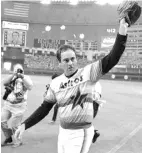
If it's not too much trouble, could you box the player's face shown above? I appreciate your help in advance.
[60,49,78,76]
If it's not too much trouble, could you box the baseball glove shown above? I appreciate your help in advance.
[117,1,141,27]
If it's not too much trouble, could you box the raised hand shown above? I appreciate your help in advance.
[119,18,129,36]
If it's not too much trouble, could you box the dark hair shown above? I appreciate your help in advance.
[52,73,59,79]
[56,44,76,62]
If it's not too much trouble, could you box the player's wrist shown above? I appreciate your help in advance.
[119,19,128,36]
[21,123,26,130]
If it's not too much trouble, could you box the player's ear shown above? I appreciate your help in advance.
[58,63,63,68]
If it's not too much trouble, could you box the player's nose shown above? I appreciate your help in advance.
[68,60,73,66]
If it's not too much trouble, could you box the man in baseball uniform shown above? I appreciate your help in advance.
[15,19,128,153]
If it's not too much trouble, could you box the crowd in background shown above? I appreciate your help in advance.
[23,53,142,70]
[24,54,91,70]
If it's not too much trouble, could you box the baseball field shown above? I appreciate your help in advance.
[1,75,142,153]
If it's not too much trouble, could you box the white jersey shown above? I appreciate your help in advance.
[44,61,102,129]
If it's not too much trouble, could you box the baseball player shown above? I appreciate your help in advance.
[15,19,128,153]
[1,64,33,147]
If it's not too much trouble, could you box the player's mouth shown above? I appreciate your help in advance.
[68,67,73,71]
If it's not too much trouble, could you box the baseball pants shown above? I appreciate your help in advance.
[58,125,94,153]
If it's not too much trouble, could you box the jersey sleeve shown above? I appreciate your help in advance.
[83,60,102,82]
[83,34,127,82]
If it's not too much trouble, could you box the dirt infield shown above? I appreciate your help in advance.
[1,75,142,153]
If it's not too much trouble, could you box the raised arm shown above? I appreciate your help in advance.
[101,19,128,74]
[89,19,128,82]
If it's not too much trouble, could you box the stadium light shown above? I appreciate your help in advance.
[45,25,51,31]
[95,0,107,5]
[79,33,85,39]
[107,0,124,5]
[95,0,124,5]
[80,0,95,2]
[124,75,128,80]
[40,0,51,4]
[73,34,76,38]
[70,0,79,5]
[60,25,66,30]
[111,74,115,79]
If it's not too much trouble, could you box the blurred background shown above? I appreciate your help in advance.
[1,0,142,81]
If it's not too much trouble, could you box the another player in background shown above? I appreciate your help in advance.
[1,64,33,147]
[15,19,128,153]
[91,81,106,143]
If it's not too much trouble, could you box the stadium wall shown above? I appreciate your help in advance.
[1,1,142,82]
[2,68,142,81]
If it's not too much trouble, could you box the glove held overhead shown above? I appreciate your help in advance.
[117,1,141,27]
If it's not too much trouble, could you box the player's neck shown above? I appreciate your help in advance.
[65,69,78,78]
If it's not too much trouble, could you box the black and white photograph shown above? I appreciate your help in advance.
[1,0,142,153]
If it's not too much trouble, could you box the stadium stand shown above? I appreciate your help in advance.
[1,1,142,80]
